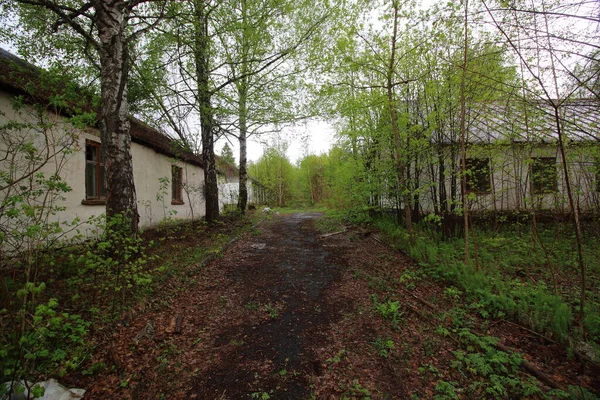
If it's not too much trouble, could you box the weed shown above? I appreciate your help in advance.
[250,391,271,399]
[82,362,107,376]
[341,382,372,399]
[444,287,463,301]
[434,381,459,399]
[373,216,598,343]
[373,337,394,358]
[418,362,439,376]
[372,295,403,329]
[326,349,347,365]
[245,301,260,311]
[264,303,279,318]
[448,328,542,398]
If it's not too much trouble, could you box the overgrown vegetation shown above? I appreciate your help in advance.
[372,215,600,348]
[317,206,600,397]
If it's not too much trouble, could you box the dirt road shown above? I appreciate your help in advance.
[186,212,349,398]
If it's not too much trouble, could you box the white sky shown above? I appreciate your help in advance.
[217,119,336,165]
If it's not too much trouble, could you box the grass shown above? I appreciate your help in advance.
[373,216,600,348]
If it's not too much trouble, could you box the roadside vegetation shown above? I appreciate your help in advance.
[0,209,259,397]
[313,210,600,398]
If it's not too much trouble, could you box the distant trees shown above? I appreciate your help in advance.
[219,143,236,166]
[249,141,296,207]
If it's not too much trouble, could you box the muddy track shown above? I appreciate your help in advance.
[188,213,348,399]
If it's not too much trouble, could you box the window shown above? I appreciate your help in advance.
[171,165,183,204]
[465,158,491,194]
[85,141,105,200]
[532,157,558,193]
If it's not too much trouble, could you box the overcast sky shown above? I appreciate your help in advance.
[217,118,336,166]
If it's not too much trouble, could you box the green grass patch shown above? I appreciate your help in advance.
[374,216,600,345]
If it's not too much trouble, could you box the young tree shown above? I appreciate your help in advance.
[219,142,236,166]
[1,1,167,233]
[216,0,333,214]
[482,0,598,332]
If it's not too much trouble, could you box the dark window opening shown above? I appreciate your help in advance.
[172,165,183,204]
[85,141,105,200]
[532,157,558,193]
[465,158,491,194]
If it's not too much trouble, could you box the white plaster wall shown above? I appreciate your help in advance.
[416,143,599,214]
[130,141,205,226]
[0,91,206,243]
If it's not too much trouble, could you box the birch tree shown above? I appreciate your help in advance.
[216,0,333,214]
[1,0,167,233]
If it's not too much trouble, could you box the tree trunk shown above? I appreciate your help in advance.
[237,0,249,214]
[238,82,249,214]
[387,0,412,236]
[459,0,470,266]
[96,2,139,232]
[194,0,219,222]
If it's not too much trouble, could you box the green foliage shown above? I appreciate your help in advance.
[372,295,403,329]
[250,391,271,400]
[69,213,155,317]
[248,143,297,207]
[340,382,372,399]
[372,337,394,358]
[0,105,89,388]
[219,143,236,166]
[326,349,347,365]
[264,303,279,319]
[447,329,542,399]
[1,298,88,383]
[373,216,592,343]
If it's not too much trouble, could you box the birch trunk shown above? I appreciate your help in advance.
[96,1,139,232]
[238,83,249,213]
[194,0,220,222]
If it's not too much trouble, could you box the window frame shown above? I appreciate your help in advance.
[171,165,184,205]
[531,157,558,194]
[465,158,491,195]
[83,140,106,204]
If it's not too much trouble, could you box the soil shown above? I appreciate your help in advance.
[69,212,600,399]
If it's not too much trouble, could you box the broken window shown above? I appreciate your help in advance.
[465,158,491,194]
[532,157,558,193]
